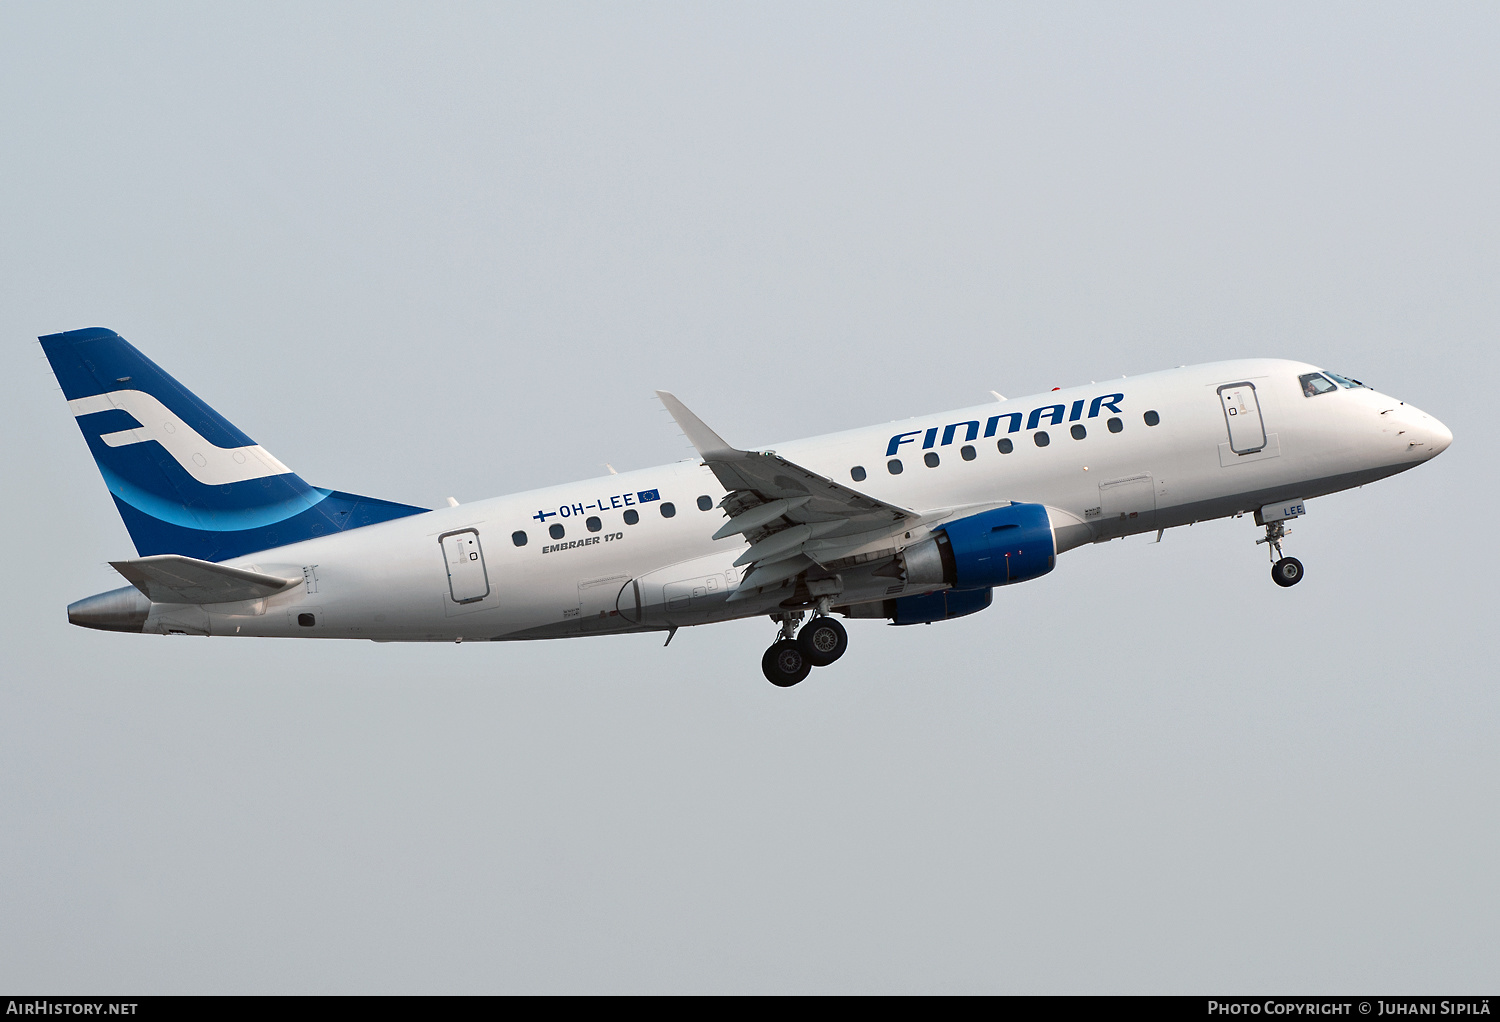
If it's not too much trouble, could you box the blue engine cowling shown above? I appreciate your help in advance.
[939,502,1056,588]
[841,504,1057,625]
[898,502,1056,596]
[891,587,993,625]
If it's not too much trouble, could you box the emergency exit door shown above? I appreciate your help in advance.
[1217,382,1267,455]
[439,529,490,604]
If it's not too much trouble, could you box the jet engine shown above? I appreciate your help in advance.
[902,502,1057,590]
[839,503,1058,625]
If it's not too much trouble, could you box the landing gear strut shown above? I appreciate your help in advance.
[1257,518,1304,588]
[799,615,848,667]
[762,639,811,687]
[760,604,851,686]
[762,611,810,687]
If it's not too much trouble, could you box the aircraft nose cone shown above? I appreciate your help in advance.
[1428,416,1453,456]
[1404,404,1453,458]
[1382,399,1451,461]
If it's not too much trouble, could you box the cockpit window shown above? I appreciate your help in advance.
[1324,372,1365,389]
[1300,373,1338,397]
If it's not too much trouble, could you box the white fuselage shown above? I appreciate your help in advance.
[141,359,1450,640]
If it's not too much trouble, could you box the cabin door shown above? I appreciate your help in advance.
[1218,383,1268,455]
[440,529,490,604]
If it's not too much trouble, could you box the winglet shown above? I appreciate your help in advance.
[656,391,738,461]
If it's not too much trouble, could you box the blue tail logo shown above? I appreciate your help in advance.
[41,327,427,562]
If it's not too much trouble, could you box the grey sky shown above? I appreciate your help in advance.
[2,2,1496,993]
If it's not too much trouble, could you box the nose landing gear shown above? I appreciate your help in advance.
[1257,517,1305,588]
[1271,556,1304,587]
[760,605,851,686]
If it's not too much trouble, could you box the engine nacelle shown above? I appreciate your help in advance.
[838,586,993,625]
[892,587,993,625]
[903,502,1057,590]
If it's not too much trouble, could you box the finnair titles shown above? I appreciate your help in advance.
[46,328,1451,686]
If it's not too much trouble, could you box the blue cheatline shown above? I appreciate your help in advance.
[41,327,428,562]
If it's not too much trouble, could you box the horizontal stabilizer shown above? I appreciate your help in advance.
[110,554,302,604]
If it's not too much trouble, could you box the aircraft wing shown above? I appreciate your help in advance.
[657,392,921,597]
[110,554,303,604]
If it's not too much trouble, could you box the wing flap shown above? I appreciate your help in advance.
[658,391,921,598]
[110,554,302,604]
[711,496,812,541]
[728,555,817,599]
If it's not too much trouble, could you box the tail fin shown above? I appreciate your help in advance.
[40,327,427,562]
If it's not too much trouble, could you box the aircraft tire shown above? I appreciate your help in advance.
[763,639,812,687]
[798,616,848,667]
[1271,557,1304,587]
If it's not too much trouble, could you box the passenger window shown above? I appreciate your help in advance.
[924,452,940,468]
[960,445,976,461]
[888,459,903,474]
[298,613,315,627]
[586,516,602,533]
[997,438,1013,454]
[623,509,639,525]
[1143,410,1160,426]
[660,502,676,518]
[1034,431,1050,447]
[696,495,713,511]
[1107,417,1123,433]
[850,465,866,482]
[511,530,528,547]
[1070,424,1086,440]
[1300,373,1338,397]
[549,524,564,540]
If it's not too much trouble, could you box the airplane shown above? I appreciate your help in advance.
[43,326,1452,687]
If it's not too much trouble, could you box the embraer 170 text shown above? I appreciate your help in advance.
[46,328,1451,686]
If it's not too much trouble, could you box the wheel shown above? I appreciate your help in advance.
[762,639,812,687]
[1271,556,1304,587]
[798,616,848,667]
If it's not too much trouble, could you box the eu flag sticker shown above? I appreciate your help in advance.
[636,489,661,503]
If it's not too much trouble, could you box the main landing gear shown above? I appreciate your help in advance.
[761,608,850,687]
[1257,518,1304,588]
